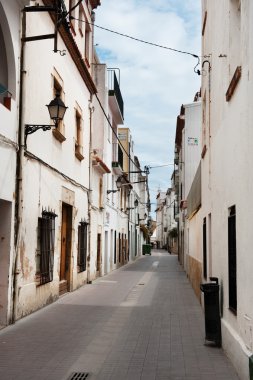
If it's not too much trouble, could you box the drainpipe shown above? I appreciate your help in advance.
[12,9,26,324]
[87,94,93,285]
[87,10,96,285]
[202,58,212,190]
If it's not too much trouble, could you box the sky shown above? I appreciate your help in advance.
[94,0,201,217]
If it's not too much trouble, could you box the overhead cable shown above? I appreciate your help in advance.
[94,93,144,173]
[71,16,200,70]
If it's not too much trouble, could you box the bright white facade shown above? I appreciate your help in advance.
[201,1,253,378]
[155,191,166,249]
[0,0,30,326]
[0,0,151,327]
[11,0,100,320]
[175,100,202,297]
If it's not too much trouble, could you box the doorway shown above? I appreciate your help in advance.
[104,231,108,274]
[96,233,101,276]
[0,200,11,325]
[60,203,72,295]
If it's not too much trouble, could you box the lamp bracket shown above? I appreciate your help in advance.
[107,190,118,194]
[25,124,54,136]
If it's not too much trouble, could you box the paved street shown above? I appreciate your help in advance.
[0,250,239,380]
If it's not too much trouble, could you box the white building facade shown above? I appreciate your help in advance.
[201,1,253,378]
[0,0,30,326]
[175,100,202,298]
[12,0,100,320]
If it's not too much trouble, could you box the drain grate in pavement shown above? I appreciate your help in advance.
[68,373,90,380]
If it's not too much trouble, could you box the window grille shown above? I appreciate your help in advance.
[118,232,121,262]
[228,205,237,313]
[78,220,88,272]
[38,210,57,285]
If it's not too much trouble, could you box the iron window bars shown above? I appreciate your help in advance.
[78,220,88,272]
[38,209,57,285]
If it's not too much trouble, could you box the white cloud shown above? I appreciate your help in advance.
[94,0,201,216]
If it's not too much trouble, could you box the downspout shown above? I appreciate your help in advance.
[12,9,26,324]
[87,10,96,284]
[87,94,93,284]
[128,142,130,261]
[202,59,212,190]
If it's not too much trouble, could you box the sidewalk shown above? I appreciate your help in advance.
[0,250,239,380]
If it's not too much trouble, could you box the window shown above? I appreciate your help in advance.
[69,0,76,34]
[78,4,85,36]
[228,205,237,313]
[37,210,57,285]
[77,220,88,272]
[203,217,207,279]
[0,24,11,110]
[84,20,91,65]
[99,178,103,208]
[75,108,84,160]
[52,74,66,142]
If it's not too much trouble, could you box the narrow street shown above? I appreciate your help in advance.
[0,250,239,380]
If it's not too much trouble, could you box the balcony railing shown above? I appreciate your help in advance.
[108,70,124,121]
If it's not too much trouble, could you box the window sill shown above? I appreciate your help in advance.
[201,144,207,158]
[75,148,84,161]
[79,27,83,37]
[84,57,90,68]
[226,66,241,101]
[229,307,237,316]
[70,23,76,36]
[52,128,66,143]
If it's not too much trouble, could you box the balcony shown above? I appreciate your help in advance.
[108,70,124,124]
[112,142,124,174]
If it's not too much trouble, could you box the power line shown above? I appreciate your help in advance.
[94,93,145,173]
[149,164,174,169]
[72,17,199,61]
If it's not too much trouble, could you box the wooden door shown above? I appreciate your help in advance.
[60,203,72,295]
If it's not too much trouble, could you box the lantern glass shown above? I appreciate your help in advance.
[47,93,67,124]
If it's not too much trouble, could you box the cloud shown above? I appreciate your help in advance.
[94,0,201,216]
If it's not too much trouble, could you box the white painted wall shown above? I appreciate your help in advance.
[0,0,30,325]
[14,1,94,319]
[201,1,253,378]
[183,102,201,198]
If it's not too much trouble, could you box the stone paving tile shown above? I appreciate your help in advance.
[0,250,240,380]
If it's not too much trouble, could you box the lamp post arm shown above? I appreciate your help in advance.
[25,124,54,136]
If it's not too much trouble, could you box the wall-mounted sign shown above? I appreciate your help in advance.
[188,137,198,145]
[118,132,127,141]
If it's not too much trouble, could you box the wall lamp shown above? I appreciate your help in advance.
[107,189,118,194]
[25,93,68,143]
[126,199,139,210]
[138,213,147,223]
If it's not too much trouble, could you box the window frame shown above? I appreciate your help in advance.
[52,73,66,143]
[75,105,84,161]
